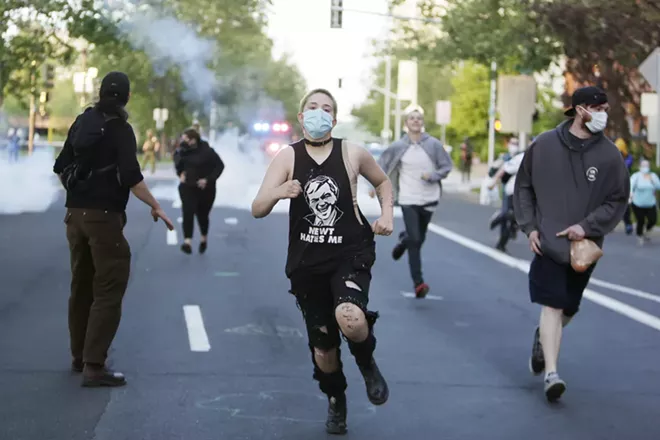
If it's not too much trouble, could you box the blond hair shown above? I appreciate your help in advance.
[299,88,338,116]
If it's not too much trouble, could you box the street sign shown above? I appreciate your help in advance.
[640,47,660,91]
[435,100,451,125]
[639,47,660,165]
[496,75,537,134]
[397,60,418,104]
[153,108,169,130]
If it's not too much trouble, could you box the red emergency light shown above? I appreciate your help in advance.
[273,123,290,133]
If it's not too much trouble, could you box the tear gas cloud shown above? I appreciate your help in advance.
[0,148,61,215]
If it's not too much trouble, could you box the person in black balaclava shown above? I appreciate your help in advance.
[173,127,225,254]
[54,71,174,387]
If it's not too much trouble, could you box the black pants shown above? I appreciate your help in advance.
[64,209,131,365]
[493,195,516,250]
[179,184,216,239]
[401,205,434,286]
[622,204,632,227]
[289,248,378,398]
[631,204,657,237]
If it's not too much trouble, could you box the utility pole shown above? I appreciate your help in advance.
[487,61,498,167]
[383,56,392,145]
[28,60,37,156]
[80,48,88,107]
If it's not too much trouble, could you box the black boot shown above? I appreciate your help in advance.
[358,357,389,405]
[325,394,347,435]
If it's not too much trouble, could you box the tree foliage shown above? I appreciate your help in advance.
[390,0,561,73]
[528,0,660,140]
[1,0,306,138]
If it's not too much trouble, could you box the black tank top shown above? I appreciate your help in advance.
[285,138,374,278]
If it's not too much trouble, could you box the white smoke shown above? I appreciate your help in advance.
[116,12,218,102]
[0,148,61,215]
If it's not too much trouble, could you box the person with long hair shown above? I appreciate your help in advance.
[173,128,225,254]
[53,71,174,387]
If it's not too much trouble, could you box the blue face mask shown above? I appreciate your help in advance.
[302,109,334,140]
[640,166,650,174]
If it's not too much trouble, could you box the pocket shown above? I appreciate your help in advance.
[539,217,570,265]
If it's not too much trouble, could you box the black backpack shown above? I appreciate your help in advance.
[61,108,118,192]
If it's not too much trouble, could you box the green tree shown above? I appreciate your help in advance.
[390,0,560,74]
[528,0,660,141]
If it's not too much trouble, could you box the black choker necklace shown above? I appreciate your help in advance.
[304,137,332,147]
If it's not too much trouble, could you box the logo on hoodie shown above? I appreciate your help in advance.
[586,167,599,182]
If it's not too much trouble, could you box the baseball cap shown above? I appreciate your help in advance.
[564,86,608,117]
[99,71,130,105]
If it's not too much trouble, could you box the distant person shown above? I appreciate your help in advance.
[488,140,524,252]
[173,128,225,255]
[513,86,629,402]
[53,71,174,387]
[251,88,392,435]
[6,128,20,163]
[615,137,634,234]
[459,137,473,182]
[629,159,660,246]
[372,109,453,298]
[140,129,160,174]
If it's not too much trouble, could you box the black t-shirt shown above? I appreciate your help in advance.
[53,117,144,212]
[285,138,374,278]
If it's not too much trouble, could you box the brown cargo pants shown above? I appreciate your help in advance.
[64,208,131,366]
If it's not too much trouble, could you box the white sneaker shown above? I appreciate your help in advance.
[544,372,566,402]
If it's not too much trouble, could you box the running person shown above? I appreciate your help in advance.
[251,89,393,435]
[371,109,453,297]
[174,128,225,254]
[513,86,629,401]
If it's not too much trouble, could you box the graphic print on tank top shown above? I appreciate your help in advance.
[303,175,344,227]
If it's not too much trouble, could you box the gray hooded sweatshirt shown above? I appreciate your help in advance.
[513,119,630,265]
[377,133,453,204]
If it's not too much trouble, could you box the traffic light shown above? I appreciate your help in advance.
[42,64,54,90]
[331,0,343,29]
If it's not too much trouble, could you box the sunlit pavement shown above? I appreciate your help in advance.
[1,169,659,440]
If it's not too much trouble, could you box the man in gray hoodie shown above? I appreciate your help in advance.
[371,109,453,297]
[513,86,630,402]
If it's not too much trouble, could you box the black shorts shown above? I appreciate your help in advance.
[289,249,375,350]
[528,254,595,317]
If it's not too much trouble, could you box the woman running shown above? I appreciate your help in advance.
[629,159,660,246]
[173,128,225,254]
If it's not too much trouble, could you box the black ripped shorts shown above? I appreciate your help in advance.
[289,246,376,350]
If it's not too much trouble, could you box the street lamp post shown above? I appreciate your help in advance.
[73,67,98,108]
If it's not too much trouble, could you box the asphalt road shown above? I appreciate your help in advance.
[1,173,659,440]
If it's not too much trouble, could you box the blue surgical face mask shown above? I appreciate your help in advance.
[640,166,650,174]
[302,109,334,140]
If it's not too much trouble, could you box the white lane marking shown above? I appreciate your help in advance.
[183,305,211,352]
[172,199,182,209]
[401,291,444,300]
[166,229,178,245]
[224,217,238,225]
[588,278,660,304]
[427,223,660,332]
[177,216,183,224]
